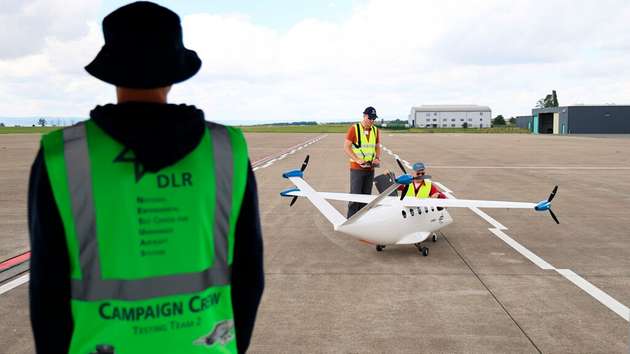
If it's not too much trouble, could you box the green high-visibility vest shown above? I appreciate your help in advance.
[405,180,432,199]
[350,123,378,162]
[41,120,248,354]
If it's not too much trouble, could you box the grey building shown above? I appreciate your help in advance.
[408,105,492,128]
[515,115,532,129]
[529,105,630,134]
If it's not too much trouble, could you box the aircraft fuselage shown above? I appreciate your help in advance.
[336,204,453,245]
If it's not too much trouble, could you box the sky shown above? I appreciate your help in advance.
[1,0,630,124]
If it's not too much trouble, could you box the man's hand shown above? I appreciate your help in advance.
[355,158,366,165]
[372,157,381,166]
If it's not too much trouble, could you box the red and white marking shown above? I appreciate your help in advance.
[252,135,326,171]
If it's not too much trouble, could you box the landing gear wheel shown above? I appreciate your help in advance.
[421,247,429,257]
[376,245,385,252]
[432,234,438,242]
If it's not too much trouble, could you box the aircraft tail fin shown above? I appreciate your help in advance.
[284,177,347,228]
[280,157,346,228]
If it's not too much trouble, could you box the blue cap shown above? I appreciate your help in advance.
[412,162,425,171]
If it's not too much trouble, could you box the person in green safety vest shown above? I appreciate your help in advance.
[27,2,264,354]
[344,106,382,217]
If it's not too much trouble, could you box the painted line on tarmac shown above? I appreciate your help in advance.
[489,229,555,270]
[0,251,30,272]
[0,273,29,295]
[252,135,327,171]
[381,144,630,323]
[556,269,630,321]
[470,208,508,230]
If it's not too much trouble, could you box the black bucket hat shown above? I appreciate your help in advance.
[85,1,201,88]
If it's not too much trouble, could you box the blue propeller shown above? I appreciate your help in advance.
[535,185,559,224]
[289,155,309,206]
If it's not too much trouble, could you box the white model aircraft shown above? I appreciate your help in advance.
[280,156,558,256]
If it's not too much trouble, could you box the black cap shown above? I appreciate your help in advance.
[85,1,202,88]
[363,106,378,119]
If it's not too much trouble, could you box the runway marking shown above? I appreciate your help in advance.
[381,144,630,323]
[252,135,326,171]
[431,181,453,194]
[556,269,630,322]
[0,251,30,272]
[489,228,554,270]
[0,273,29,295]
[471,208,508,230]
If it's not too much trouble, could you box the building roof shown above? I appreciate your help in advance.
[532,105,630,114]
[411,105,491,112]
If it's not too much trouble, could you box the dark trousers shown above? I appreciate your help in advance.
[347,169,374,218]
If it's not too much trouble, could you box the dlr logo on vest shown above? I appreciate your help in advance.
[157,172,193,188]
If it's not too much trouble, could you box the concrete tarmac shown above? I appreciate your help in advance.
[247,133,630,353]
[0,134,39,261]
[1,132,629,353]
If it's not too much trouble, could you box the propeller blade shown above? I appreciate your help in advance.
[549,209,560,224]
[400,185,408,201]
[289,196,298,207]
[548,185,558,202]
[396,159,407,174]
[412,175,432,180]
[300,155,310,172]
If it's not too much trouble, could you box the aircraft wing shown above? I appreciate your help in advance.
[282,190,377,204]
[397,198,537,209]
[282,190,537,209]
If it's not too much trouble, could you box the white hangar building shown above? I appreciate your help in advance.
[408,105,492,128]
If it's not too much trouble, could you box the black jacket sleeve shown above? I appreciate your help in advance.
[28,152,264,354]
[230,161,265,353]
[28,148,74,354]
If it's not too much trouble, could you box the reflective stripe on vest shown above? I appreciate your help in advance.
[405,180,432,199]
[61,122,232,301]
[351,124,377,162]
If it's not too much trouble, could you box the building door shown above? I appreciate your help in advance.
[539,113,554,134]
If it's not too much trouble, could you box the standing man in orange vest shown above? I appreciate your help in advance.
[343,107,381,217]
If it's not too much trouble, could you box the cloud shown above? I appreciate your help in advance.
[433,0,630,65]
[0,0,100,59]
[175,0,630,121]
[1,0,630,121]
